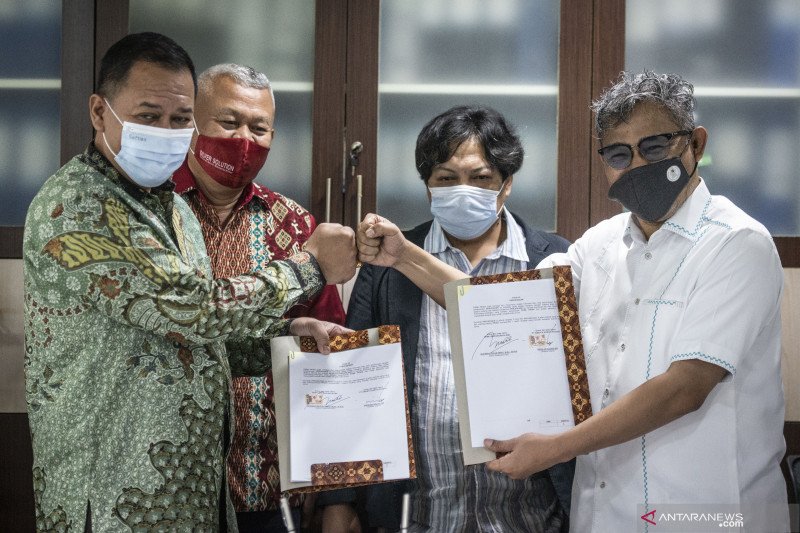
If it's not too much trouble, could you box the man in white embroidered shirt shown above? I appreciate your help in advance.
[355,71,789,532]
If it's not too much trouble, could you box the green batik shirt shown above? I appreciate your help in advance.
[23,143,324,532]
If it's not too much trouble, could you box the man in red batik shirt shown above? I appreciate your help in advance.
[173,63,347,533]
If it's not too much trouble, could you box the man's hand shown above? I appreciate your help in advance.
[358,212,467,306]
[304,223,357,284]
[484,434,565,480]
[289,317,352,355]
[485,358,728,481]
[357,213,407,268]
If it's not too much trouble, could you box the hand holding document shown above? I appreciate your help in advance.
[271,326,416,492]
[444,267,592,465]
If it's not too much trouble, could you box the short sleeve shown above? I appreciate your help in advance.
[668,229,783,375]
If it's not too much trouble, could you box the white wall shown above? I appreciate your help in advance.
[782,269,800,421]
[0,259,24,412]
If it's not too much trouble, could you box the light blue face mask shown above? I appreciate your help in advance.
[102,99,194,188]
[429,183,504,240]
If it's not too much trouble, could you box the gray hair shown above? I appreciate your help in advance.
[592,70,696,140]
[197,63,272,100]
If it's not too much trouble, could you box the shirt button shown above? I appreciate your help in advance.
[620,343,626,352]
[644,252,653,260]
[600,481,606,488]
[634,298,640,305]
[603,388,609,398]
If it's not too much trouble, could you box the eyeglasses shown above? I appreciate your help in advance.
[598,130,692,170]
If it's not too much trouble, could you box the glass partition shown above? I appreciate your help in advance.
[626,0,800,235]
[0,2,61,225]
[377,0,560,231]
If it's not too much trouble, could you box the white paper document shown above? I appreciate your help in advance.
[456,278,574,448]
[288,343,410,482]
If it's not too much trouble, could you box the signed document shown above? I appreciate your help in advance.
[444,267,592,465]
[271,326,415,492]
[288,343,410,482]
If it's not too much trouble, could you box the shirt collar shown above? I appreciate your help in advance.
[425,206,529,262]
[171,158,198,194]
[621,178,712,245]
[660,178,712,240]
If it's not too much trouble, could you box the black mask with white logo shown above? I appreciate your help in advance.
[607,156,697,223]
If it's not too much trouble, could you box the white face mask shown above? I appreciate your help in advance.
[101,99,194,188]
[429,184,504,240]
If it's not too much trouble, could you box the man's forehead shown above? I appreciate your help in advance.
[434,159,491,170]
[206,82,274,119]
[212,103,272,120]
[433,156,494,174]
[114,66,194,105]
[132,100,193,113]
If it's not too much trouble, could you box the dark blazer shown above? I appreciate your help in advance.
[320,214,575,528]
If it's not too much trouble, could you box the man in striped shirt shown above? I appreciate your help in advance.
[330,106,573,532]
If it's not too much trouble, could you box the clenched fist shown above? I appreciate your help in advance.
[357,213,467,307]
[304,223,357,284]
[357,213,408,267]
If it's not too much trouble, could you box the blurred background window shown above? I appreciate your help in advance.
[376,0,560,230]
[0,2,61,225]
[627,0,800,236]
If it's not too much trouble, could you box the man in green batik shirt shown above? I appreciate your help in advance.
[23,32,356,532]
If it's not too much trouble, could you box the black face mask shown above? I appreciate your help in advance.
[607,156,697,223]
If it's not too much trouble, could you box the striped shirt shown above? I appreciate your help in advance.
[410,208,565,532]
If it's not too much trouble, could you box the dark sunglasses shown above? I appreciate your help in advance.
[598,130,693,170]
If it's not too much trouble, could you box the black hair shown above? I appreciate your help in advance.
[96,32,197,98]
[415,105,524,182]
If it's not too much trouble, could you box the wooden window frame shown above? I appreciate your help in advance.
[1,0,797,268]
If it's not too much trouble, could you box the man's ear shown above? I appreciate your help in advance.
[89,94,107,132]
[691,126,708,162]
